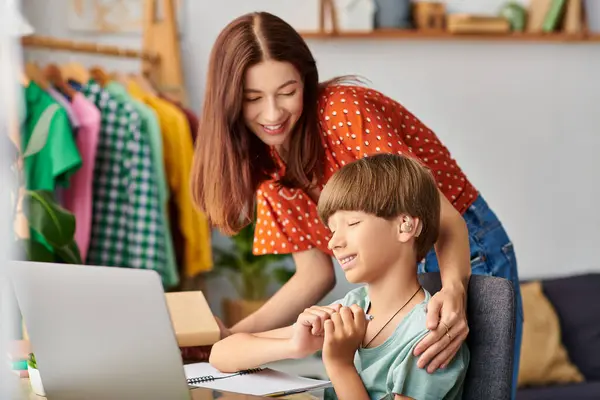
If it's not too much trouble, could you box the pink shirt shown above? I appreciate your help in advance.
[63,93,100,261]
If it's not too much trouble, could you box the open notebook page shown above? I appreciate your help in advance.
[184,362,331,396]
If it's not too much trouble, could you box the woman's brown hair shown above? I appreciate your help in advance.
[191,11,327,235]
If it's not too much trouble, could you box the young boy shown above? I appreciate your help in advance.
[210,153,470,400]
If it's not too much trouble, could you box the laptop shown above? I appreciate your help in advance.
[7,260,194,400]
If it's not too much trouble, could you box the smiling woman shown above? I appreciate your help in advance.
[242,65,304,152]
[191,11,522,398]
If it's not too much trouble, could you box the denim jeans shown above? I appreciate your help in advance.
[417,194,523,400]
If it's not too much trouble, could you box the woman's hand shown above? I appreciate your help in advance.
[291,304,341,358]
[214,316,232,339]
[413,286,469,373]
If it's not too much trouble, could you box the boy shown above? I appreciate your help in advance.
[210,154,469,399]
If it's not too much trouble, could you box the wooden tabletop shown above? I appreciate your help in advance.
[18,378,321,400]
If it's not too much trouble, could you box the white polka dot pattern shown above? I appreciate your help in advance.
[252,85,478,256]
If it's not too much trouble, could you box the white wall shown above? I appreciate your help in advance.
[22,0,600,314]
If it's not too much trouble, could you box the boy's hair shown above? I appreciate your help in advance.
[317,154,440,260]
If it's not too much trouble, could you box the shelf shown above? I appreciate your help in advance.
[299,29,600,43]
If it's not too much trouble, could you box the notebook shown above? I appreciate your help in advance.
[184,362,331,397]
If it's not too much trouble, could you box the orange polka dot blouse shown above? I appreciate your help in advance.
[253,85,478,256]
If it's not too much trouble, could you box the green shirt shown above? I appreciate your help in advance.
[104,81,178,288]
[22,82,81,191]
[331,287,469,400]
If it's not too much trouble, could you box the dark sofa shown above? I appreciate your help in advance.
[516,273,600,400]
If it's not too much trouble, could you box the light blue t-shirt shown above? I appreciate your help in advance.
[327,286,469,400]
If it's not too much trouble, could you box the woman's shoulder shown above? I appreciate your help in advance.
[318,82,390,107]
[317,82,401,125]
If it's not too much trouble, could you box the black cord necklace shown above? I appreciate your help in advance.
[362,286,422,349]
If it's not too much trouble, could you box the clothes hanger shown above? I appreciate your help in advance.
[24,61,50,90]
[89,65,110,87]
[44,63,77,101]
[109,71,131,87]
[61,61,90,85]
[128,72,158,96]
[20,69,30,87]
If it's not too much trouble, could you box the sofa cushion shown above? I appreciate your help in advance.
[517,381,600,400]
[518,281,584,387]
[542,273,600,381]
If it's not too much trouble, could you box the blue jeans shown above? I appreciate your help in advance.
[417,194,523,400]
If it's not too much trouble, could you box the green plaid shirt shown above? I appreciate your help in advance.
[82,82,168,283]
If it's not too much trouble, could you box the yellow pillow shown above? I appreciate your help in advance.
[518,281,584,387]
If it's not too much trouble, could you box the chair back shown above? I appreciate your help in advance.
[418,273,516,400]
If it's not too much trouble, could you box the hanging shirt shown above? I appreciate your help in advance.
[22,81,81,191]
[61,92,101,262]
[253,84,479,256]
[21,81,82,255]
[78,81,169,284]
[45,86,80,132]
[128,81,213,277]
[159,95,199,143]
[105,81,179,289]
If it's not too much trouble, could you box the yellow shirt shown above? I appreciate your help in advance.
[128,81,212,277]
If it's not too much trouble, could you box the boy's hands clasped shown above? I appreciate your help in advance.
[292,303,370,367]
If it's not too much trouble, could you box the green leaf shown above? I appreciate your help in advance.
[55,239,83,264]
[26,190,76,248]
[23,104,59,158]
[18,239,56,262]
[28,353,37,369]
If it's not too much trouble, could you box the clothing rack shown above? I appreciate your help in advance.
[20,0,187,105]
[21,35,160,63]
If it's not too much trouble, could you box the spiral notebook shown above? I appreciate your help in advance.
[183,362,331,397]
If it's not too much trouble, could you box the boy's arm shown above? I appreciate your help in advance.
[209,327,296,373]
[326,363,370,400]
[395,396,414,400]
[211,305,342,372]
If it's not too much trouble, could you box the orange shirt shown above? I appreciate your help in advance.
[253,85,478,256]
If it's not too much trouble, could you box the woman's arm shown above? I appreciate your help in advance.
[231,248,336,333]
[413,190,471,371]
[209,332,297,373]
[435,190,471,293]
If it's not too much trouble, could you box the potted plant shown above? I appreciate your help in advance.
[212,222,293,327]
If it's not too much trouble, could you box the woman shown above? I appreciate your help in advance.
[191,11,522,393]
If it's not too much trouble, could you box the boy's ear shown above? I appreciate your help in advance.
[398,215,421,243]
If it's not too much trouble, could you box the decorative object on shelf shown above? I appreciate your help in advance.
[335,0,376,32]
[563,0,583,34]
[211,222,293,327]
[585,0,600,33]
[319,0,339,33]
[27,353,46,397]
[374,0,413,29]
[303,0,598,41]
[527,0,553,33]
[499,1,527,32]
[413,1,446,31]
[542,0,567,32]
[446,14,511,34]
